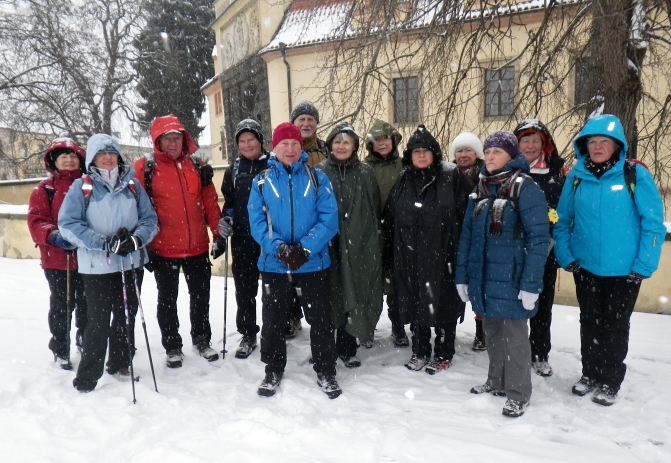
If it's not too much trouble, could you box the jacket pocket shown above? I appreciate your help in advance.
[182,170,201,195]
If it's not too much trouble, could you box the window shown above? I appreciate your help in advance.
[214,91,223,116]
[484,66,515,117]
[394,76,419,124]
[574,58,593,108]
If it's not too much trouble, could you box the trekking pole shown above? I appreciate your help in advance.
[130,254,158,392]
[119,257,137,404]
[66,252,72,366]
[221,238,229,359]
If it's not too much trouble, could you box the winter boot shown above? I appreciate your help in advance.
[425,356,451,375]
[73,377,96,393]
[54,354,73,371]
[317,374,342,399]
[235,336,258,359]
[532,356,553,377]
[571,376,597,396]
[502,399,528,417]
[257,371,282,397]
[391,324,409,348]
[166,348,184,368]
[194,339,219,362]
[404,353,429,371]
[339,355,361,368]
[114,366,139,382]
[362,340,374,349]
[285,321,297,339]
[470,383,506,397]
[591,384,618,406]
[472,318,486,351]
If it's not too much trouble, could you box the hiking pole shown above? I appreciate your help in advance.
[130,254,158,392]
[66,252,72,367]
[119,257,137,404]
[221,238,229,359]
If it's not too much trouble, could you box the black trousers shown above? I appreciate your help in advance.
[574,269,641,391]
[260,270,336,376]
[231,235,261,337]
[529,264,557,361]
[411,319,458,360]
[336,326,358,359]
[386,293,402,327]
[152,252,212,351]
[44,268,88,358]
[74,271,142,388]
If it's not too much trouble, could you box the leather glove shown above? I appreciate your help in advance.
[49,230,76,251]
[518,290,539,311]
[456,284,469,303]
[211,235,227,259]
[565,261,581,273]
[278,244,310,271]
[107,227,142,256]
[218,216,234,238]
[199,164,214,186]
[626,271,647,284]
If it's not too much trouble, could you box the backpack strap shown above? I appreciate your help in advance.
[232,157,241,189]
[80,175,140,211]
[303,164,319,195]
[317,139,329,158]
[43,178,56,205]
[143,152,156,208]
[624,159,645,198]
[508,173,528,239]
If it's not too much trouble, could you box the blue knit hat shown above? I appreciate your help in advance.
[483,131,519,159]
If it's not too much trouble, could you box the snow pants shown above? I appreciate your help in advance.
[529,263,557,362]
[44,269,88,358]
[260,270,337,377]
[73,271,141,390]
[151,252,212,351]
[411,320,458,360]
[231,235,261,337]
[574,269,640,392]
[483,318,532,403]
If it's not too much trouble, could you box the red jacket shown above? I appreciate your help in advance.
[134,115,221,258]
[27,138,86,271]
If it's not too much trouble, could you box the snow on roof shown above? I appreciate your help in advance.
[261,0,581,53]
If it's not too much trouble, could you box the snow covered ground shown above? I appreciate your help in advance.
[1,257,670,463]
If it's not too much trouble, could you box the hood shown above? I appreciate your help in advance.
[325,122,360,159]
[513,118,559,159]
[85,134,127,170]
[402,125,443,166]
[365,119,402,156]
[150,114,199,157]
[484,152,531,176]
[43,137,86,174]
[573,114,628,158]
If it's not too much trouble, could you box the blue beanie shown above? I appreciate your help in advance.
[483,131,518,159]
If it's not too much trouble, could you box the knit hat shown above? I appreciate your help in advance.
[290,99,320,124]
[450,132,484,160]
[271,122,303,149]
[235,118,263,145]
[483,131,518,159]
[402,125,443,166]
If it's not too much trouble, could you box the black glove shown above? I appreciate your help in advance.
[199,164,214,187]
[565,261,581,273]
[49,230,76,251]
[211,235,227,259]
[107,227,142,256]
[218,216,234,238]
[278,244,309,271]
[626,271,647,284]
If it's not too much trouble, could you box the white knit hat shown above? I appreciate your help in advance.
[450,132,484,160]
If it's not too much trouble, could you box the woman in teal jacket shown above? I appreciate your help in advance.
[553,114,666,406]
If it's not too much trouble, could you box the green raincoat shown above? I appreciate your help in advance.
[363,119,404,210]
[317,124,383,343]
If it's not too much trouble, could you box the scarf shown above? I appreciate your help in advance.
[584,154,619,179]
[529,153,549,174]
[91,166,119,188]
[473,169,522,236]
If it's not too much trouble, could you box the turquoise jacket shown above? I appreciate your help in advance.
[553,115,666,277]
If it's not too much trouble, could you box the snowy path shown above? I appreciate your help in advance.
[0,257,669,462]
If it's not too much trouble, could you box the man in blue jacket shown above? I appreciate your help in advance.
[247,122,341,399]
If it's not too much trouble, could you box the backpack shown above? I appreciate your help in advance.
[572,159,644,199]
[469,171,530,239]
[142,152,211,208]
[80,175,139,210]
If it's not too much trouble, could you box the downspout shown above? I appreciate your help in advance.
[279,42,292,116]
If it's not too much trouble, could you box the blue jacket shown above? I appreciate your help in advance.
[247,152,338,273]
[456,155,550,319]
[553,115,666,277]
[58,134,158,274]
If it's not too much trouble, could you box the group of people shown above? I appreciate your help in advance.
[28,98,666,417]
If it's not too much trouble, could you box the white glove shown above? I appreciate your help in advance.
[518,290,539,311]
[456,284,469,303]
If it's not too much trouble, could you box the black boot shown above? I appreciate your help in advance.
[472,318,486,351]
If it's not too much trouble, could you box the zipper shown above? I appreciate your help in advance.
[289,171,294,244]
[174,160,192,248]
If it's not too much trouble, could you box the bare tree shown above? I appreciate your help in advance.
[290,0,671,192]
[0,0,142,140]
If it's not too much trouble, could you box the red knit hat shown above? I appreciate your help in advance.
[271,122,303,149]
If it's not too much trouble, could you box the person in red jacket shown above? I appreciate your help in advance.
[133,114,225,368]
[27,137,88,370]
